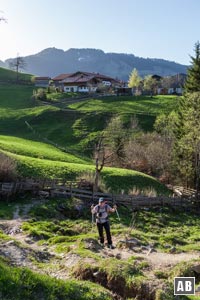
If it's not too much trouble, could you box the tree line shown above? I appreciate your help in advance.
[94,42,200,196]
[128,68,185,96]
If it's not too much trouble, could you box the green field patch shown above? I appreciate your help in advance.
[102,167,170,195]
[69,95,179,115]
[0,135,89,164]
[0,105,58,120]
[0,84,34,110]
[0,67,32,82]
[0,258,112,300]
[5,151,169,194]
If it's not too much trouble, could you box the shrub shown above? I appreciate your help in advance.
[33,88,47,101]
[76,171,108,193]
[0,152,18,181]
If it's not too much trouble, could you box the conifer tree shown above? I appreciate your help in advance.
[173,42,200,193]
[173,93,200,188]
[184,41,200,93]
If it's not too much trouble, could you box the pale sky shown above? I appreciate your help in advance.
[0,0,199,64]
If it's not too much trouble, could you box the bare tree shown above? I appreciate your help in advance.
[93,134,116,192]
[93,115,141,191]
[0,17,6,22]
[124,132,173,182]
[94,135,106,192]
[9,55,26,81]
[0,11,7,22]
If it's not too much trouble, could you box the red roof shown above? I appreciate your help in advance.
[61,74,96,84]
[52,73,73,81]
[52,71,120,83]
[35,77,51,80]
[71,71,119,82]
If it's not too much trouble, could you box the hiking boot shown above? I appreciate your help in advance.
[108,244,114,249]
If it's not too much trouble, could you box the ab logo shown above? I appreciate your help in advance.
[174,277,195,295]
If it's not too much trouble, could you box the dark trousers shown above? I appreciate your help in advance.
[97,221,112,245]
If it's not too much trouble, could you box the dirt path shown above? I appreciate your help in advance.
[0,201,199,281]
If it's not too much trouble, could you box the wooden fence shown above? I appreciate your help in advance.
[0,178,199,210]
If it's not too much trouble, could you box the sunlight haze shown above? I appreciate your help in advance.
[0,0,200,64]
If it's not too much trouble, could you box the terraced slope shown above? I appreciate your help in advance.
[0,83,171,194]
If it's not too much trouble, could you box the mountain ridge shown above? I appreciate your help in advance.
[3,47,188,80]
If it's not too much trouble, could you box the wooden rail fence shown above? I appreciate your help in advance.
[0,178,199,209]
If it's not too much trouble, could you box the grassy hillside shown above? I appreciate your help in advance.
[0,83,176,194]
[1,199,199,299]
[1,76,198,300]
[0,66,32,81]
[4,150,169,195]
[0,259,112,300]
[0,135,89,164]
[0,84,179,150]
[68,95,179,114]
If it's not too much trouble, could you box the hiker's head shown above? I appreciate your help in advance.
[99,197,106,205]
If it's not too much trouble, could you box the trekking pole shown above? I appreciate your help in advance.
[91,204,95,232]
[91,213,94,231]
[114,204,120,222]
[115,208,121,221]
[113,197,120,222]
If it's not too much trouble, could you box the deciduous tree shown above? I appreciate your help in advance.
[143,75,157,96]
[128,68,142,95]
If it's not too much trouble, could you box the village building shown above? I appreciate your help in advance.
[52,71,121,93]
[34,76,51,88]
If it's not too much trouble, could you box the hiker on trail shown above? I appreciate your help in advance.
[91,197,117,249]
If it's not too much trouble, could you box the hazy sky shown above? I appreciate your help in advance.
[0,0,199,64]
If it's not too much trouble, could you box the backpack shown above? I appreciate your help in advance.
[96,204,109,221]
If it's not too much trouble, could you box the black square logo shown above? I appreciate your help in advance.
[174,277,195,295]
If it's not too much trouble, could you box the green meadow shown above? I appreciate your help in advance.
[68,94,179,114]
[0,258,112,300]
[0,135,89,164]
[2,150,168,194]
[0,67,32,82]
[0,70,179,194]
[0,70,198,300]
[0,198,198,300]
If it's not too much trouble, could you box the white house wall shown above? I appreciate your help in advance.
[64,85,97,93]
[64,86,78,92]
[102,80,111,86]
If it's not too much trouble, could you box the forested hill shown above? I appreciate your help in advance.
[4,47,188,80]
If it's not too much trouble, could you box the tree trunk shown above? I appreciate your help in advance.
[195,152,200,200]
[94,168,100,193]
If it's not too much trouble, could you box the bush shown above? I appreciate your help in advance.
[0,153,18,181]
[33,88,47,101]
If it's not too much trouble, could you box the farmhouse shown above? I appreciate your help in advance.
[157,73,186,95]
[34,76,51,87]
[52,71,120,93]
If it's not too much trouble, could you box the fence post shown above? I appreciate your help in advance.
[70,183,72,198]
[131,196,134,210]
[92,186,94,202]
